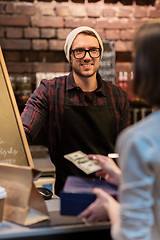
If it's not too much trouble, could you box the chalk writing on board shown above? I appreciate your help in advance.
[99,40,115,84]
[0,138,18,164]
[0,159,16,164]
[0,147,18,157]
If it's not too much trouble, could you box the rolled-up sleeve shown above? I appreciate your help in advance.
[21,80,49,144]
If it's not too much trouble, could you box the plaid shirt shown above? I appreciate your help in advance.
[21,71,130,161]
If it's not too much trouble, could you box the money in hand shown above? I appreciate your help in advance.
[64,150,102,174]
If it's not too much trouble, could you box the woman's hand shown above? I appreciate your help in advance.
[77,188,120,224]
[89,154,121,186]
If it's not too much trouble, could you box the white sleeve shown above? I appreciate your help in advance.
[111,221,123,240]
[111,129,155,240]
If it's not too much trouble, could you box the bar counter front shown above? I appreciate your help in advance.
[0,194,112,240]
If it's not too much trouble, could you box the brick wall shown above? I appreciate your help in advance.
[0,0,159,86]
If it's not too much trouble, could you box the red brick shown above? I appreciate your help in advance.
[31,16,63,28]
[15,3,37,16]
[0,39,31,50]
[21,51,38,62]
[115,40,132,52]
[0,3,5,14]
[6,27,23,38]
[69,5,87,17]
[95,19,130,30]
[105,30,120,40]
[35,2,55,16]
[129,19,148,30]
[134,6,148,18]
[57,28,71,39]
[103,7,116,17]
[0,16,29,27]
[120,29,135,40]
[55,5,70,17]
[5,3,14,14]
[37,52,64,62]
[7,62,32,73]
[4,51,21,62]
[41,28,56,38]
[32,62,70,73]
[65,17,95,28]
[86,4,103,18]
[24,27,40,38]
[32,39,48,50]
[149,8,160,18]
[118,7,133,18]
[49,39,65,51]
[0,27,5,37]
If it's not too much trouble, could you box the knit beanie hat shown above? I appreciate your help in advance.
[64,26,104,62]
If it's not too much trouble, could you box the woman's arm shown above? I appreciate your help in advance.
[112,129,155,240]
[77,154,121,222]
[77,188,120,223]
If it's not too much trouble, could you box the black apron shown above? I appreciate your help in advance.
[55,83,117,195]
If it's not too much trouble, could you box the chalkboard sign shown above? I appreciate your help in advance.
[0,47,34,167]
[98,40,115,84]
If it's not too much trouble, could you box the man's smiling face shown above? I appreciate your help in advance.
[70,33,101,79]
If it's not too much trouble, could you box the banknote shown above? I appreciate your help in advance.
[64,150,102,175]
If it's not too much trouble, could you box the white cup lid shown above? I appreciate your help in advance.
[108,153,119,159]
[0,187,7,199]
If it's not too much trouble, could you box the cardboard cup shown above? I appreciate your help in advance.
[0,187,7,225]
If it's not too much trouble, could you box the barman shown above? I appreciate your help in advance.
[21,26,130,196]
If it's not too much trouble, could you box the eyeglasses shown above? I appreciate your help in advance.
[70,48,101,59]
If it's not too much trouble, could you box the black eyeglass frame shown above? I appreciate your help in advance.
[70,48,102,59]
